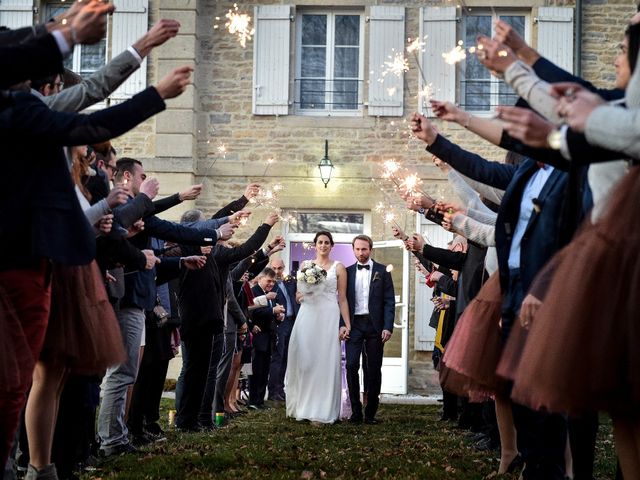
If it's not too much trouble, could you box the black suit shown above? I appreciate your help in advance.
[0,26,64,89]
[344,261,395,421]
[249,284,278,406]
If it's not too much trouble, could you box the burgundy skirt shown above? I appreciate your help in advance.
[440,273,504,399]
[510,166,640,416]
[41,261,125,374]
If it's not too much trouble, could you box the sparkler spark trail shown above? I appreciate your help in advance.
[224,4,255,48]
[381,51,409,79]
[442,42,467,65]
[262,158,274,177]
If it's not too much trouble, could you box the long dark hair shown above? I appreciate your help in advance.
[313,230,334,245]
[627,23,640,74]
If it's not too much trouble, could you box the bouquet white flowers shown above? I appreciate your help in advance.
[296,260,327,286]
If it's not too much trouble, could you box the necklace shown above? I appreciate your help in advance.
[315,258,331,270]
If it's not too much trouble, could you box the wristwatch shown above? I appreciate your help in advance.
[418,207,426,215]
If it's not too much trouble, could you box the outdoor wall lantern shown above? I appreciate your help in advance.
[318,139,334,188]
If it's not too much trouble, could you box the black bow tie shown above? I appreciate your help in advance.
[357,264,370,270]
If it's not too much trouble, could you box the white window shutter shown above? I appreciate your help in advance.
[368,6,405,117]
[0,0,34,30]
[110,0,149,101]
[253,5,291,116]
[536,7,574,74]
[420,6,456,116]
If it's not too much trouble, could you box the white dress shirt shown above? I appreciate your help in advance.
[354,259,373,315]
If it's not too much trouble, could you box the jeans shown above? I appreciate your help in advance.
[97,307,145,451]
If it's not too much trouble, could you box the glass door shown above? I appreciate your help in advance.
[372,240,409,394]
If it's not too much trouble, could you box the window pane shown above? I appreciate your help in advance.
[332,79,359,109]
[463,16,491,110]
[334,47,358,78]
[301,47,326,77]
[335,15,359,46]
[288,212,364,233]
[80,40,106,74]
[500,15,525,38]
[300,80,326,109]
[301,15,327,45]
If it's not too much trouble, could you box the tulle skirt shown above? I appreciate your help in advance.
[440,273,503,400]
[41,261,125,374]
[509,165,640,416]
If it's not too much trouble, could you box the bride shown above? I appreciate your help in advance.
[285,231,351,423]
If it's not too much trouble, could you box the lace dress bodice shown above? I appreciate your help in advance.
[297,262,339,305]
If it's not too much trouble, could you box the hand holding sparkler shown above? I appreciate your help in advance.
[229,210,251,226]
[267,235,286,255]
[406,233,424,253]
[179,184,203,201]
[391,225,409,242]
[404,192,435,213]
[243,183,261,200]
[409,112,439,145]
[475,35,517,76]
[264,212,280,227]
[430,100,468,126]
[494,20,540,66]
[431,155,451,174]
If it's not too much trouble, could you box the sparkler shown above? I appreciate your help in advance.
[262,158,274,177]
[380,51,409,79]
[224,4,255,48]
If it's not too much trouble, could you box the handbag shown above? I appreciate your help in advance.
[152,295,170,328]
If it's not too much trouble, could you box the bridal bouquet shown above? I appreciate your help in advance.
[296,261,327,286]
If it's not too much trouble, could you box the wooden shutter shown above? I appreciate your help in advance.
[368,6,405,117]
[253,5,291,116]
[110,0,149,101]
[0,0,33,29]
[420,6,457,116]
[536,7,574,74]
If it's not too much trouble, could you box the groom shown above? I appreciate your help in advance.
[341,235,395,424]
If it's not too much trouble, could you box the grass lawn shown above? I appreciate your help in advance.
[85,399,618,480]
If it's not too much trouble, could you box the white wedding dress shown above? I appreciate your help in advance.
[285,262,342,423]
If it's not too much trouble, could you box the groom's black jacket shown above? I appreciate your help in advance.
[342,261,395,333]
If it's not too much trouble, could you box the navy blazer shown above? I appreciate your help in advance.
[251,284,277,352]
[0,87,165,271]
[345,261,395,334]
[428,135,568,294]
[275,276,299,318]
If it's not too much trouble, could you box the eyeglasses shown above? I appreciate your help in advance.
[105,163,117,172]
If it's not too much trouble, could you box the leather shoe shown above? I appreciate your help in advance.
[348,415,363,424]
[364,417,381,425]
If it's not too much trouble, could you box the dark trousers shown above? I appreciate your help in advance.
[129,323,172,434]
[346,315,384,420]
[504,269,567,480]
[176,330,214,429]
[512,403,567,480]
[198,333,224,426]
[249,348,271,406]
[52,375,99,478]
[569,413,599,480]
[214,332,236,414]
[0,264,51,466]
[267,317,294,399]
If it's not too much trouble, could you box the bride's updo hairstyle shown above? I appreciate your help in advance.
[313,230,334,245]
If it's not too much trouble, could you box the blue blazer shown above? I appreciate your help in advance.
[345,261,396,334]
[0,87,165,271]
[251,284,277,352]
[275,276,299,318]
[428,135,568,294]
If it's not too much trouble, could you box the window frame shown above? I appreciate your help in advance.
[458,9,531,116]
[294,8,366,117]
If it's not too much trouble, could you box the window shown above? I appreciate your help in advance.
[287,211,365,234]
[295,10,364,115]
[460,11,529,112]
[45,3,107,76]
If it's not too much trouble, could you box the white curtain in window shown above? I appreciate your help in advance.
[536,7,574,74]
[253,4,292,115]
[368,6,405,117]
[420,6,457,116]
[0,0,33,30]
[111,0,149,101]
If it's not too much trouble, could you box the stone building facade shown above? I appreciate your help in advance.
[3,0,634,394]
